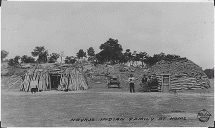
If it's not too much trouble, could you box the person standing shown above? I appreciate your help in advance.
[147,75,152,92]
[128,74,135,93]
[142,74,148,92]
[151,74,158,92]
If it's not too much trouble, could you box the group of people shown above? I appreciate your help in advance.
[128,74,158,93]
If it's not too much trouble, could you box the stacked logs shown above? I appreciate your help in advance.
[20,67,52,92]
[149,59,210,90]
[58,66,88,91]
[170,77,206,90]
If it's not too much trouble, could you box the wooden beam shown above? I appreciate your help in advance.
[169,75,171,92]
[161,76,163,92]
[49,75,51,91]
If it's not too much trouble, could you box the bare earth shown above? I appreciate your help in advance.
[1,79,214,127]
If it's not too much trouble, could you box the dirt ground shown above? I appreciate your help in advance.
[1,78,214,127]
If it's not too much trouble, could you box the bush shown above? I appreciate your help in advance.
[8,59,15,66]
[204,68,214,79]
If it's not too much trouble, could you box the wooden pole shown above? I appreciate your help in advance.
[49,75,51,91]
[169,75,171,92]
[161,75,163,92]
[60,53,62,78]
[60,51,64,80]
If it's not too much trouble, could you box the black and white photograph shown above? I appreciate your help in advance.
[1,0,214,127]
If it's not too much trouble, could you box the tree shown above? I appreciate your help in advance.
[48,53,60,63]
[204,68,214,79]
[76,49,86,59]
[126,49,130,53]
[131,51,138,65]
[64,56,77,64]
[97,38,123,63]
[13,55,21,65]
[118,53,127,64]
[124,49,132,64]
[87,47,95,57]
[138,52,148,68]
[144,53,183,66]
[95,51,106,64]
[21,55,35,63]
[1,50,9,61]
[8,56,22,66]
[8,59,15,66]
[31,46,48,63]
[21,55,28,63]
[153,52,166,62]
[144,56,155,66]
[26,56,35,63]
[165,54,180,60]
[87,47,95,62]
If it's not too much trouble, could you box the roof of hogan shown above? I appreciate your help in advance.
[25,63,84,75]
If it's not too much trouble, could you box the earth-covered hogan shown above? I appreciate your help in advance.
[86,59,210,92]
[2,63,88,92]
[149,58,210,92]
[20,63,88,92]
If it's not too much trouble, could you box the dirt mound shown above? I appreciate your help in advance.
[1,63,36,76]
[86,64,147,90]
[149,59,210,89]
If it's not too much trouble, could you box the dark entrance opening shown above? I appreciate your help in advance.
[49,74,61,90]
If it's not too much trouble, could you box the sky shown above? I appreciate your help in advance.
[1,1,214,69]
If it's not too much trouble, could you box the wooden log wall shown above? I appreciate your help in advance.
[20,65,88,92]
[58,67,88,91]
